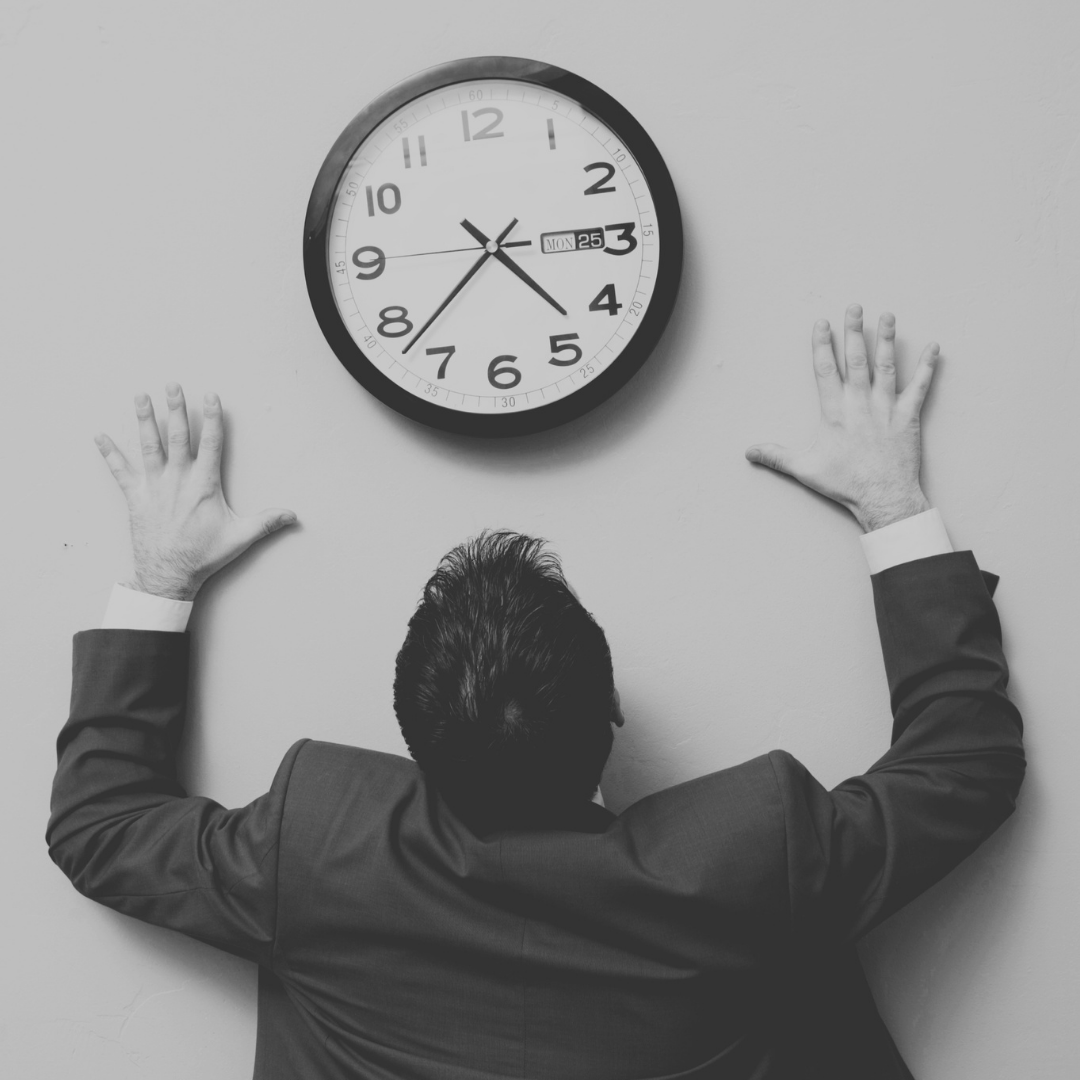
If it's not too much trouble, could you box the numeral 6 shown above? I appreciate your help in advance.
[487,354,521,389]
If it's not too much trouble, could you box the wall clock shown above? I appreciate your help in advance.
[304,56,683,437]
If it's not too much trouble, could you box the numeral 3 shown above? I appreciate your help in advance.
[603,222,637,256]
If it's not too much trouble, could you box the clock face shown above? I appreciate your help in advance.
[305,58,682,436]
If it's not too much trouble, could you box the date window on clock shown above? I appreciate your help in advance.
[540,227,605,254]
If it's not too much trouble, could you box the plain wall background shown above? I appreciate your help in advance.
[3,1,1077,1076]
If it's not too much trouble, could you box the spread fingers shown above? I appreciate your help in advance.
[844,304,870,391]
[811,319,842,410]
[898,342,941,415]
[95,432,135,493]
[873,313,897,401]
[196,392,224,481]
[165,382,192,465]
[135,393,165,475]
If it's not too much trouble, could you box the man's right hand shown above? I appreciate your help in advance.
[745,304,939,533]
[95,384,297,601]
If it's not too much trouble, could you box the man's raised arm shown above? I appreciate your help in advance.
[746,305,1025,940]
[46,386,300,962]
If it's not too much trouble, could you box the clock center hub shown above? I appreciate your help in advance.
[485,241,499,254]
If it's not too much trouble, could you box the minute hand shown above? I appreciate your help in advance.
[460,219,567,316]
[402,218,519,355]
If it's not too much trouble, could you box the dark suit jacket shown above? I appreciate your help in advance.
[47,552,1025,1079]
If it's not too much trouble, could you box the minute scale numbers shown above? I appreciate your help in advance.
[328,79,660,414]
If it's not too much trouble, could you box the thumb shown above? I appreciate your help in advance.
[745,443,794,476]
[234,508,298,550]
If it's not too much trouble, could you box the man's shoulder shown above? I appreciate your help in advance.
[605,754,802,911]
[295,739,416,771]
[615,753,804,855]
[622,753,792,817]
[281,739,422,810]
[292,738,418,773]
[280,743,808,826]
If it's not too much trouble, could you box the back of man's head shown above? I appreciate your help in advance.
[394,531,616,825]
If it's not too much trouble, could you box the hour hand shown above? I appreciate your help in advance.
[402,218,520,355]
[460,219,567,316]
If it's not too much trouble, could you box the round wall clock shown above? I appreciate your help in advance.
[304,56,683,437]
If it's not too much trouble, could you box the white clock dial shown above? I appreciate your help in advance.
[325,78,660,416]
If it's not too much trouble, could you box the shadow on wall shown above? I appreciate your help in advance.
[601,694,696,813]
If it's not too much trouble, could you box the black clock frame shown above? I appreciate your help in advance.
[304,56,683,437]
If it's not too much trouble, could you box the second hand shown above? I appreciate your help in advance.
[386,240,531,261]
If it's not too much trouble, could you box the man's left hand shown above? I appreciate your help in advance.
[745,305,937,533]
[96,383,297,601]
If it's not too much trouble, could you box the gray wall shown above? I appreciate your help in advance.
[3,1,1077,1076]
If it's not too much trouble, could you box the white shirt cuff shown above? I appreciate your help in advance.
[100,583,193,632]
[860,508,953,574]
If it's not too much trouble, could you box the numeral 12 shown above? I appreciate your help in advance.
[462,107,504,141]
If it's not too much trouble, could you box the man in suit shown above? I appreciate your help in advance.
[48,305,1025,1078]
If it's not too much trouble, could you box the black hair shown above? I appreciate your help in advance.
[394,531,616,822]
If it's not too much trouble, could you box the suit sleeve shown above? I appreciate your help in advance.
[46,629,307,967]
[770,550,1025,942]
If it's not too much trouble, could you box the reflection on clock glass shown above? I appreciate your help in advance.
[326,79,660,415]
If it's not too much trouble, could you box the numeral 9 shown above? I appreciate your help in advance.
[352,246,386,280]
